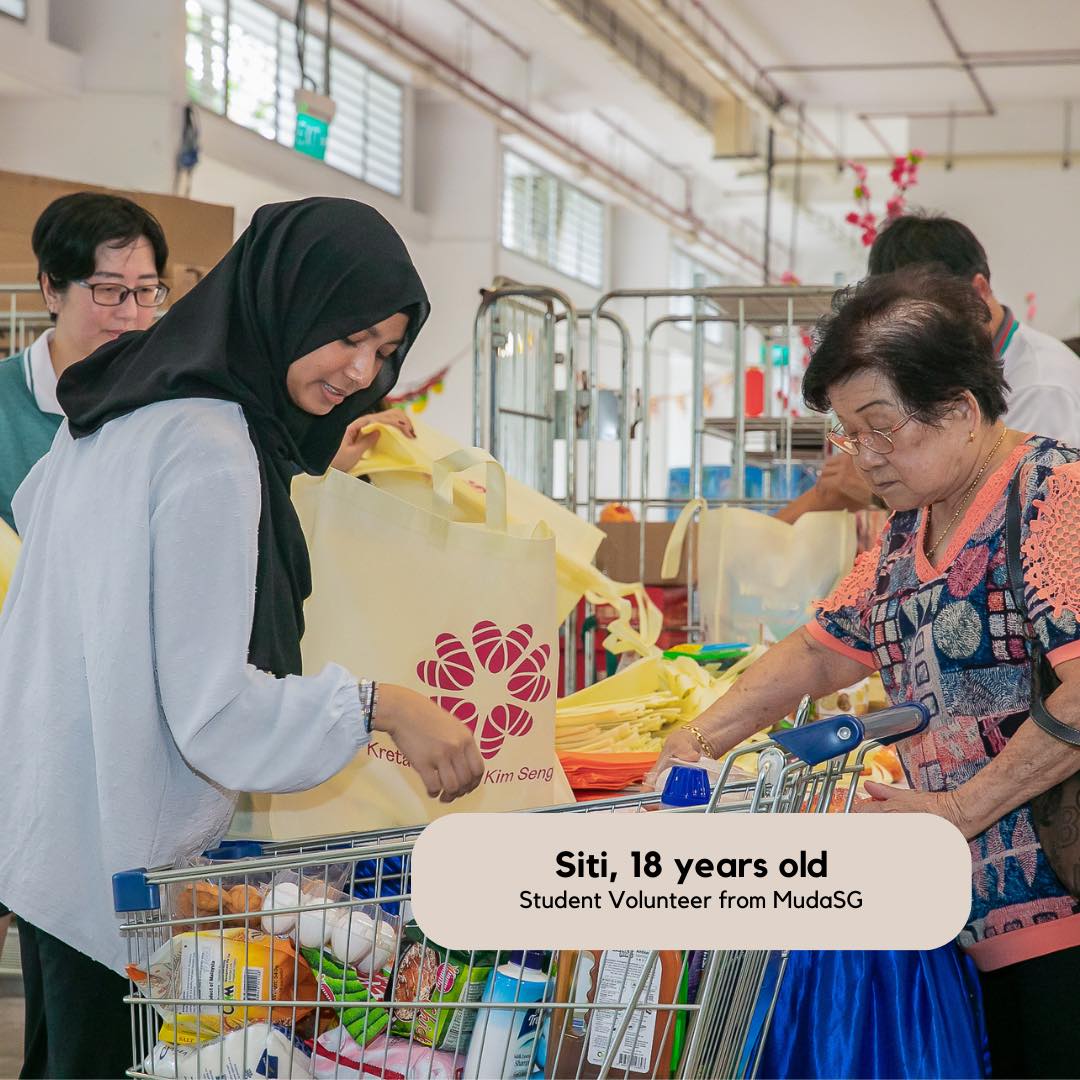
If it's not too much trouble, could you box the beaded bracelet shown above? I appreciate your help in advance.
[359,679,379,734]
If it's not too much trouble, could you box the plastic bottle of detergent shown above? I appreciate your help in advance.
[463,950,549,1079]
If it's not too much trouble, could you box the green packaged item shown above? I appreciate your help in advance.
[389,926,495,1050]
[301,946,390,1045]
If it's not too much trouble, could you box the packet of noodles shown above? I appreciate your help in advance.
[127,928,318,1039]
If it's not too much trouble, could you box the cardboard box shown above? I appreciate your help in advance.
[595,521,698,586]
[0,169,234,308]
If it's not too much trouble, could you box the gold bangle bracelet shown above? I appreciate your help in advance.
[687,725,716,759]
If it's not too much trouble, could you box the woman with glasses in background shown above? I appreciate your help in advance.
[0,190,168,1017]
[0,192,169,533]
[651,267,1080,1077]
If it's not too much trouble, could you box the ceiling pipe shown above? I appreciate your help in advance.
[926,0,996,117]
[337,0,767,274]
[627,0,842,161]
[439,0,530,61]
[857,114,898,157]
[768,150,1080,169]
[592,109,694,212]
[767,53,1080,74]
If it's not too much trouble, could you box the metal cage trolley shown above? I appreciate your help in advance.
[113,703,926,1080]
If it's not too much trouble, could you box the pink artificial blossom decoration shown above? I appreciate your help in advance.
[844,150,924,246]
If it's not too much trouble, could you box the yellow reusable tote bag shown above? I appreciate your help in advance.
[355,418,662,658]
[235,450,560,840]
[663,499,857,645]
[355,418,603,621]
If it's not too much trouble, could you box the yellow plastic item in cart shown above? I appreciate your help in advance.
[555,648,766,754]
[126,929,318,1040]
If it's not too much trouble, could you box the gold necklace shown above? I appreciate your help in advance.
[925,426,1009,561]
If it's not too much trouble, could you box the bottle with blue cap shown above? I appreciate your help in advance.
[463,949,549,1079]
[660,764,712,810]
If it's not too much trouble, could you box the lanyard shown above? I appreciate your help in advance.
[994,306,1019,358]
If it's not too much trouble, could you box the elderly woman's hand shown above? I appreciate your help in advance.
[645,729,707,789]
[855,781,977,839]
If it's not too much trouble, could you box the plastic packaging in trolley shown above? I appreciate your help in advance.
[116,846,765,1079]
[113,703,957,1080]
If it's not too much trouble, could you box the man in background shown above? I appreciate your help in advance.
[868,212,1080,444]
[782,212,1080,524]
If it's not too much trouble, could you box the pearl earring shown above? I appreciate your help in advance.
[968,432,975,442]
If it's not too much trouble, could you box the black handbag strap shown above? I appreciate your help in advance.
[1005,473,1080,746]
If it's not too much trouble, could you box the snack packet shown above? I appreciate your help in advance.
[389,926,494,1050]
[301,945,391,1045]
[127,928,318,1039]
[171,881,265,934]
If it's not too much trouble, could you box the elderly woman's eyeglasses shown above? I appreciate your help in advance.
[827,414,915,456]
[74,280,170,308]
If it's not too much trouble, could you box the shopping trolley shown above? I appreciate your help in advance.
[112,702,927,1080]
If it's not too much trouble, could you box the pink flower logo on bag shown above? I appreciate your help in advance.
[416,621,552,758]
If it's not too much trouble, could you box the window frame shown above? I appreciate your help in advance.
[184,0,405,198]
[500,149,606,289]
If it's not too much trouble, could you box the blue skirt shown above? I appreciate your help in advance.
[755,948,989,1079]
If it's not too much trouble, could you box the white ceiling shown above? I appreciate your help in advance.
[713,0,1080,152]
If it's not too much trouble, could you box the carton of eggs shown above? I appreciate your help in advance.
[330,911,376,965]
[259,882,300,936]
[356,921,398,976]
[297,891,347,949]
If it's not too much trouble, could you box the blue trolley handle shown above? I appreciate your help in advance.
[112,840,268,913]
[770,701,930,767]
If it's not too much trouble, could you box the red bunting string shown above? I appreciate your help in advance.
[385,364,451,413]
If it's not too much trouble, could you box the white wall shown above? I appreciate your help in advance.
[0,3,183,193]
[914,163,1080,340]
[189,113,429,241]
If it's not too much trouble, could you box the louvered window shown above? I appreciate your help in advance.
[501,151,605,288]
[185,0,403,196]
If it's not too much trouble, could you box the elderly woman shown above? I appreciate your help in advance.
[652,268,1080,1078]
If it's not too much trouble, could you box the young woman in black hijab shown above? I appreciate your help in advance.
[0,198,483,1078]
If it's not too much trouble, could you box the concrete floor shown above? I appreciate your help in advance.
[0,924,24,1078]
[0,989,23,1080]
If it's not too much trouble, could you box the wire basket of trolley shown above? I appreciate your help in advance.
[112,700,927,1080]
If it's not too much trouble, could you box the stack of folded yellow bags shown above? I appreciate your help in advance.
[555,647,767,755]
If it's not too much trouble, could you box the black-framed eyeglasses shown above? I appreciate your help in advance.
[827,413,915,456]
[73,280,170,308]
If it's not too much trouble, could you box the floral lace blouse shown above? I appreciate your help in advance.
[809,436,1080,969]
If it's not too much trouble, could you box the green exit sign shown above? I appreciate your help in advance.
[760,343,790,367]
[293,89,336,162]
[294,112,330,160]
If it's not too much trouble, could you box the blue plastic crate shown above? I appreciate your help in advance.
[666,464,816,517]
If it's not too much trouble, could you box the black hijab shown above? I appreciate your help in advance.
[58,198,430,677]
